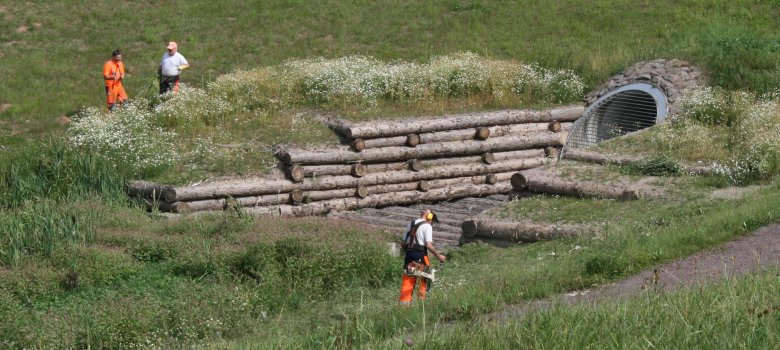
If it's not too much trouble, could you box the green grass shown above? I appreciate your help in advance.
[377,270,780,349]
[3,1,780,142]
[3,1,780,348]
[1,175,779,348]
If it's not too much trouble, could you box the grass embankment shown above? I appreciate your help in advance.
[3,0,780,348]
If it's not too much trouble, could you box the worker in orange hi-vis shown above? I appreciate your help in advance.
[103,49,128,111]
[398,209,446,306]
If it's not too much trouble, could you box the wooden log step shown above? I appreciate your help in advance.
[461,218,592,243]
[358,207,466,227]
[431,199,503,214]
[510,168,653,200]
[453,196,508,207]
[422,201,496,216]
[244,182,512,217]
[492,149,545,162]
[164,158,543,202]
[329,212,463,240]
[276,132,567,165]
[288,163,367,182]
[289,152,512,182]
[342,105,583,139]
[351,122,573,150]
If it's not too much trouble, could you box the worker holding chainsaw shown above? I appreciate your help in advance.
[103,49,128,111]
[398,209,446,305]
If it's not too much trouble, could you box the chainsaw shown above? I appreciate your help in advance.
[405,261,436,282]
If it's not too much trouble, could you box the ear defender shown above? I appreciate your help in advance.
[426,212,434,221]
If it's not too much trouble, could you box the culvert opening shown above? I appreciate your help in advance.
[563,82,667,153]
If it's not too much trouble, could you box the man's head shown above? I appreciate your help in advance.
[111,49,122,62]
[421,209,439,223]
[166,41,177,54]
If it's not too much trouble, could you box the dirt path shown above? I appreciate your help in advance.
[487,223,780,321]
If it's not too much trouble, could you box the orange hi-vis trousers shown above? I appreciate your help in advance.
[399,255,430,303]
[106,82,128,109]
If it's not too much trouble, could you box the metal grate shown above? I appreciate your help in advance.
[562,83,667,155]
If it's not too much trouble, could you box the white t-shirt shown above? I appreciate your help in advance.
[160,52,189,77]
[403,218,433,246]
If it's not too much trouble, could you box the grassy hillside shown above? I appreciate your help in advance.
[2,0,780,144]
[3,1,780,348]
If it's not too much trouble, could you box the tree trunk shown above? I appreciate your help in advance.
[164,158,545,202]
[511,170,644,200]
[277,131,568,165]
[460,218,588,242]
[245,182,512,216]
[342,105,583,139]
[288,163,367,182]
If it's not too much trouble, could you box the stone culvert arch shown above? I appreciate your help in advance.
[563,59,707,152]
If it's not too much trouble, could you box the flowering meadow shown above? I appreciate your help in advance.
[605,87,780,185]
[68,53,585,182]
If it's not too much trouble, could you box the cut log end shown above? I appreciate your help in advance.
[461,220,479,238]
[544,147,560,158]
[417,180,430,192]
[290,190,305,204]
[485,174,498,185]
[510,173,529,190]
[157,201,192,214]
[406,134,421,147]
[351,164,367,177]
[351,139,366,152]
[548,121,562,133]
[475,127,490,140]
[289,165,305,182]
[481,152,495,164]
[409,159,423,172]
[356,186,369,198]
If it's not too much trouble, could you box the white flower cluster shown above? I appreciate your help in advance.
[271,52,585,105]
[659,87,780,184]
[153,84,233,132]
[68,101,179,174]
[512,63,586,103]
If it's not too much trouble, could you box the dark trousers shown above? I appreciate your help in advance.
[159,75,179,95]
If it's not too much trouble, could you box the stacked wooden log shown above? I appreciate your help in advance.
[128,105,584,215]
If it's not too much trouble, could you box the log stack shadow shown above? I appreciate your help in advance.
[127,105,584,217]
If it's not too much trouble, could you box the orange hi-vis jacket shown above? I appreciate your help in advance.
[103,59,125,88]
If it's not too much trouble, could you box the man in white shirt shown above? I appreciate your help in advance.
[158,41,190,95]
[398,209,446,305]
